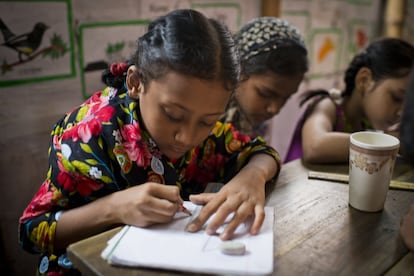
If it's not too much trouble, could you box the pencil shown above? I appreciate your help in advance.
[180,204,192,216]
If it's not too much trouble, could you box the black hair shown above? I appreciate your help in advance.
[300,38,414,106]
[400,67,414,163]
[343,38,414,96]
[102,9,240,93]
[241,40,308,79]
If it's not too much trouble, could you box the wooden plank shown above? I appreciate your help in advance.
[308,170,414,190]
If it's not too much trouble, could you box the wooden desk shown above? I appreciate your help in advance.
[67,159,414,275]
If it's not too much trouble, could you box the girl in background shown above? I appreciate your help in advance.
[221,17,308,139]
[19,10,280,275]
[285,38,414,164]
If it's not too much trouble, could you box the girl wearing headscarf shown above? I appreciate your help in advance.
[221,17,308,139]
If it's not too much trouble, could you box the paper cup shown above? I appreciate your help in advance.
[348,131,399,212]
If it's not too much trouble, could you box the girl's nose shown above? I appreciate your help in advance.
[266,101,281,116]
[175,126,197,147]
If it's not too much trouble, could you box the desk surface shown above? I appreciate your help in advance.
[67,159,414,275]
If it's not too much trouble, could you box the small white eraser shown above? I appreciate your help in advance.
[220,241,246,256]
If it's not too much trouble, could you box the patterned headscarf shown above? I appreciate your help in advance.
[235,17,306,61]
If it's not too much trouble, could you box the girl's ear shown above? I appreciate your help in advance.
[355,67,374,94]
[126,65,144,99]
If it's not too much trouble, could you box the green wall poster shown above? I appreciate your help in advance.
[0,0,75,87]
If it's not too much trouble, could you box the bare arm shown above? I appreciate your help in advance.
[301,98,351,164]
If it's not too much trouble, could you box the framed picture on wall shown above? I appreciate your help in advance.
[78,20,149,99]
[0,0,75,87]
[345,19,371,63]
[138,1,246,32]
[308,28,343,79]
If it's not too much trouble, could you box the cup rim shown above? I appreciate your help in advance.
[350,131,400,150]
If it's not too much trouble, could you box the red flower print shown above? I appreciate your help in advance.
[232,129,251,143]
[57,170,102,196]
[75,175,103,196]
[62,101,115,143]
[56,157,103,195]
[120,122,151,167]
[19,181,54,222]
[185,153,226,184]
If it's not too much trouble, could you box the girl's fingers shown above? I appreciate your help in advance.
[186,195,225,233]
[219,206,250,240]
[189,193,215,205]
[250,204,265,235]
[148,183,182,204]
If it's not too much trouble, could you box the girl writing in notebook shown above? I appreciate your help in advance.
[285,38,414,164]
[18,9,280,275]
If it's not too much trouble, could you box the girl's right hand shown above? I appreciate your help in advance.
[384,122,400,137]
[109,183,182,227]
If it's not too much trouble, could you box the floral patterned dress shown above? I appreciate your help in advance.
[220,95,270,139]
[18,86,281,275]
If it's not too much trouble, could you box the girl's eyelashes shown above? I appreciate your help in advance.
[163,107,216,127]
[391,93,404,103]
[257,89,272,99]
[200,121,216,128]
[163,107,183,122]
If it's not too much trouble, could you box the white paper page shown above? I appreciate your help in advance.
[102,202,274,275]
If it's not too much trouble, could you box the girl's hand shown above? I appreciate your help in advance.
[187,165,266,240]
[109,183,182,227]
[400,203,414,251]
[384,122,400,137]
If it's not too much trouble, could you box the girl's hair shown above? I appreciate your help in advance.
[102,9,240,93]
[235,17,308,78]
[300,37,414,106]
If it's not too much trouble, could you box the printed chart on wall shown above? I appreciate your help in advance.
[308,28,343,79]
[0,0,75,87]
[78,21,149,99]
[139,1,247,33]
[346,19,370,64]
[281,0,380,81]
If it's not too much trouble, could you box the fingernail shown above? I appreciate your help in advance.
[186,223,197,232]
[220,232,229,240]
[206,227,217,235]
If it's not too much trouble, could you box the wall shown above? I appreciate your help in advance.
[0,0,259,275]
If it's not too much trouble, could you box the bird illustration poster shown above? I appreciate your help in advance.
[78,21,149,99]
[0,0,74,87]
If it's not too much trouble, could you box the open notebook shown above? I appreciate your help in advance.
[101,201,274,275]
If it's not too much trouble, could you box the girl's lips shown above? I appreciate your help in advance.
[170,145,189,155]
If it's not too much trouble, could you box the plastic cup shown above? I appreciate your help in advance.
[348,131,400,212]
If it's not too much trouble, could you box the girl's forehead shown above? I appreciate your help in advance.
[379,76,409,87]
[149,72,230,113]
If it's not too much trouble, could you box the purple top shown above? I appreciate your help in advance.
[284,99,345,163]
